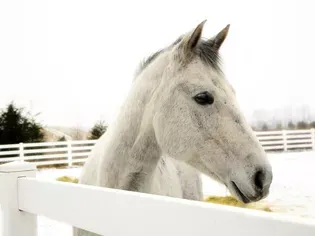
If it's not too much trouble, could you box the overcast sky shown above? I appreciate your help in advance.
[0,0,313,128]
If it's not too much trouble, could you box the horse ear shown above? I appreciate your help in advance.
[208,24,230,50]
[179,20,207,52]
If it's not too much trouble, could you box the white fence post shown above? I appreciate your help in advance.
[282,130,287,151]
[19,143,24,161]
[311,128,315,151]
[67,140,72,167]
[0,161,37,236]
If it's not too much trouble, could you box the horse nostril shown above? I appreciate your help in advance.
[253,170,264,191]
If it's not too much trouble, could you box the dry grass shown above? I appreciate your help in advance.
[56,175,79,183]
[55,175,273,213]
[204,196,273,212]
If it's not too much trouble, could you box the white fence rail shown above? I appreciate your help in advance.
[1,161,315,236]
[0,129,315,167]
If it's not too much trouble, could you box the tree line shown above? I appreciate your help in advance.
[253,120,315,131]
[0,102,107,145]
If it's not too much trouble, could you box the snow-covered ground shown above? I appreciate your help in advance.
[6,151,315,235]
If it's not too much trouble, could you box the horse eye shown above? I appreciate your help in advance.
[193,92,214,105]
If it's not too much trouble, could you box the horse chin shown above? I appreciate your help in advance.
[227,181,265,204]
[229,181,251,204]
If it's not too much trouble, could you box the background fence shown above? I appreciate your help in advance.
[0,129,315,168]
[255,128,315,151]
[0,140,96,168]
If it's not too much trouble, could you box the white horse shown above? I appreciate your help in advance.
[73,20,273,236]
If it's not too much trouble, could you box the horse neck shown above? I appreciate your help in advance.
[111,70,163,147]
[108,52,170,149]
[99,59,167,191]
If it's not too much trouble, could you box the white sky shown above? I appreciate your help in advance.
[0,0,314,128]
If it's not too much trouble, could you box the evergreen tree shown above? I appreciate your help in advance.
[287,121,295,130]
[261,123,269,131]
[0,102,44,144]
[88,120,107,140]
[296,121,309,130]
[309,121,315,129]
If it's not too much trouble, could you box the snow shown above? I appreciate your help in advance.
[4,151,315,235]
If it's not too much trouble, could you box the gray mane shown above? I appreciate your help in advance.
[134,36,222,79]
[134,49,164,78]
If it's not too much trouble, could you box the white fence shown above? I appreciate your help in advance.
[0,129,315,167]
[255,128,315,152]
[0,140,97,167]
[1,161,315,236]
